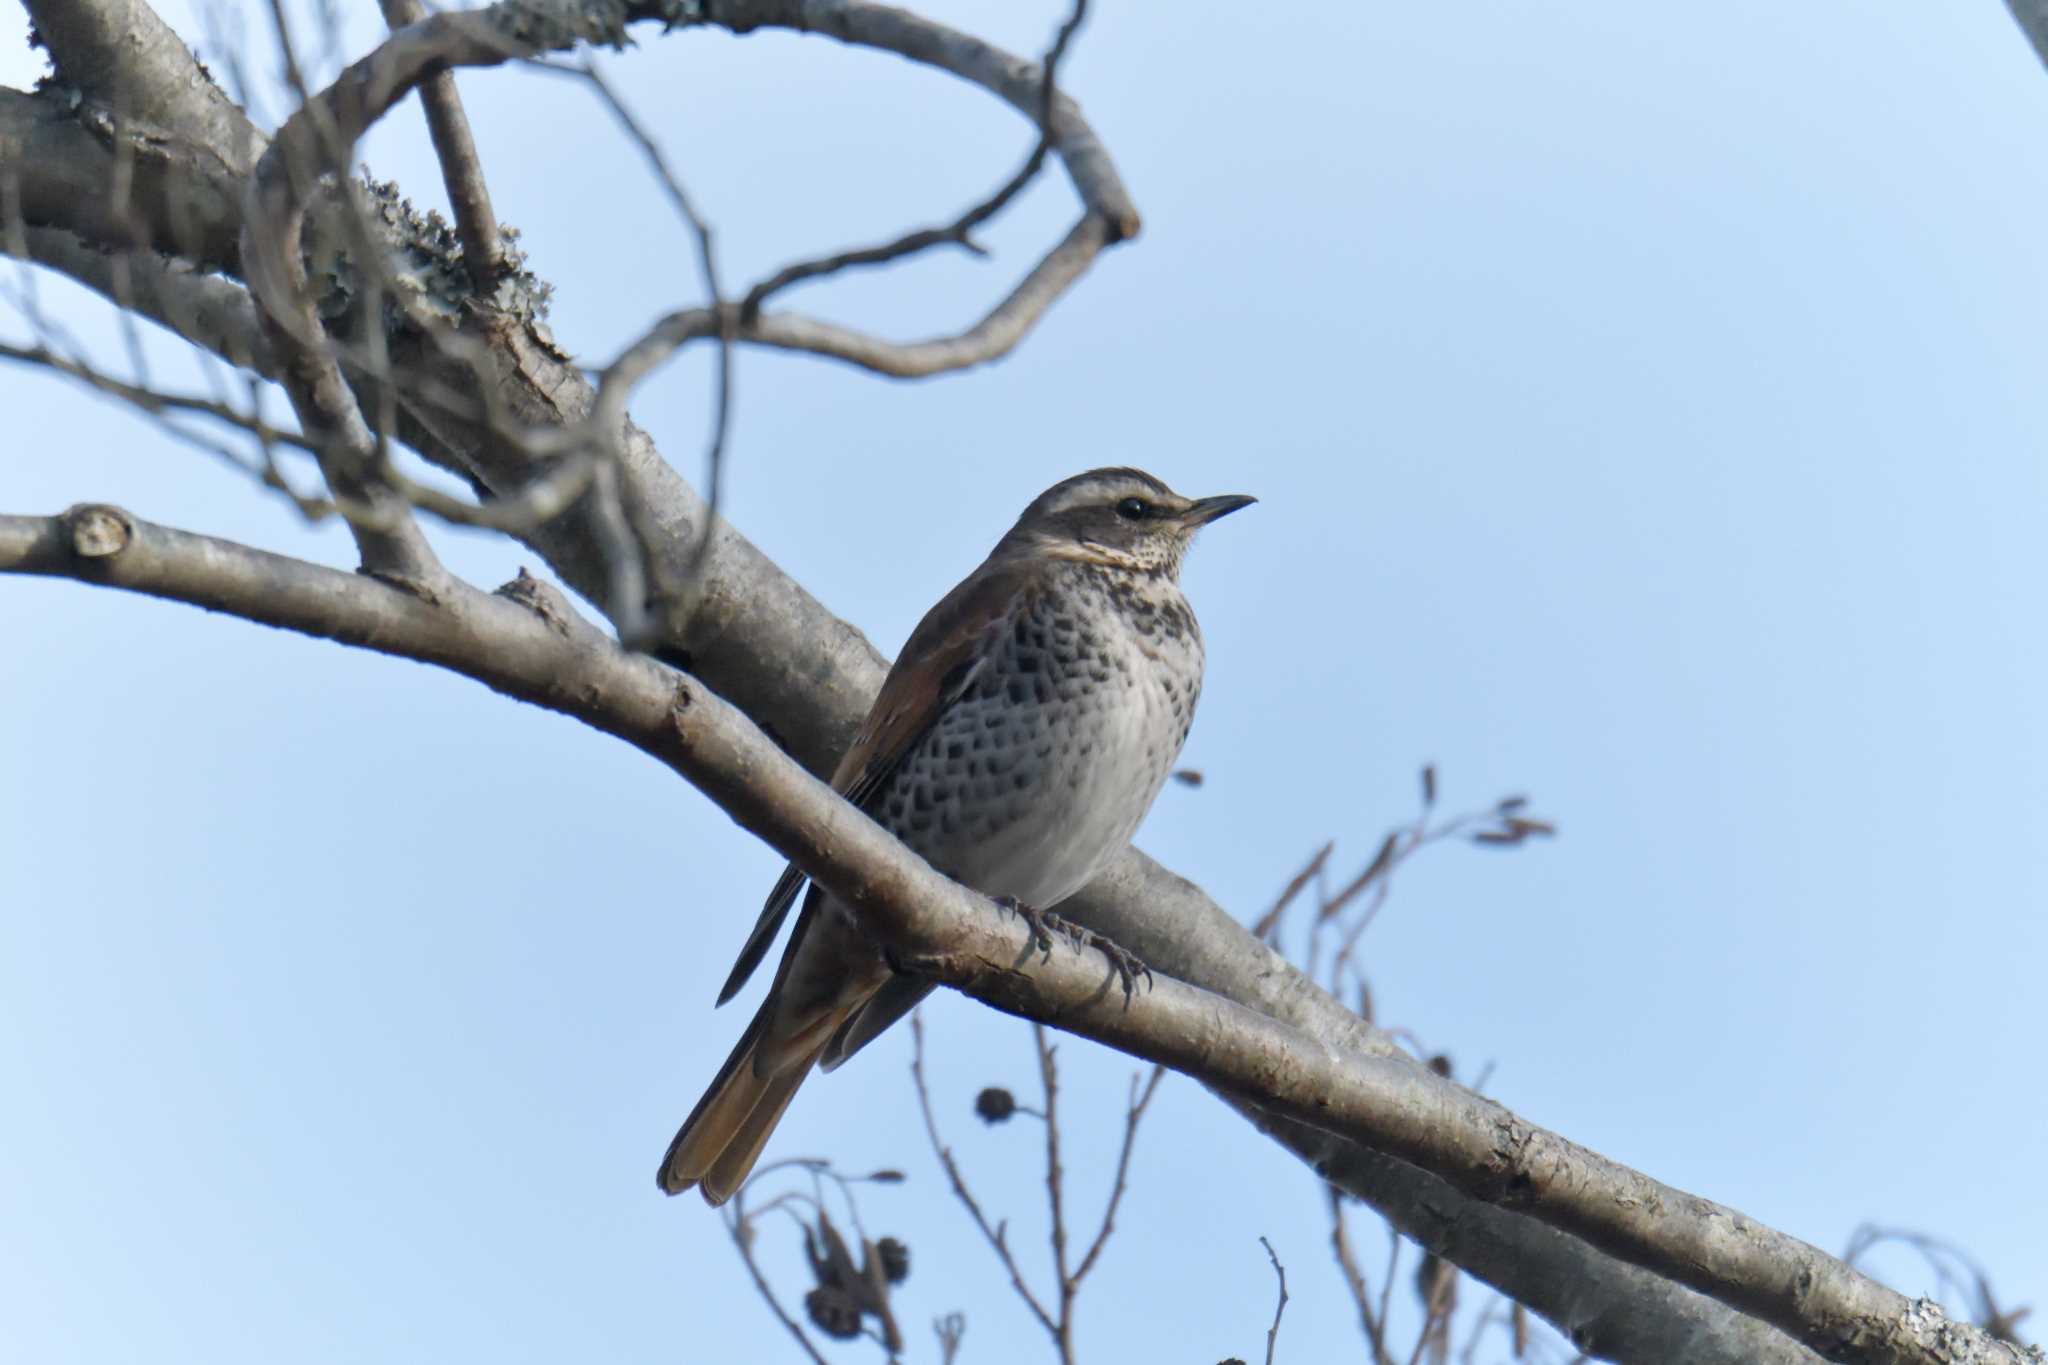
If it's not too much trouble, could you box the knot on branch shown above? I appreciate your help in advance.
[1485,1115,1540,1208]
[65,505,133,560]
[668,680,695,736]
[495,566,574,635]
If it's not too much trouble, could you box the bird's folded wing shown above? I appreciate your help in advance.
[713,557,1036,1005]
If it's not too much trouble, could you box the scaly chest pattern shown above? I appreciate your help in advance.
[875,562,1204,909]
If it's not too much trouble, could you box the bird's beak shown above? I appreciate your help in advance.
[1182,493,1257,526]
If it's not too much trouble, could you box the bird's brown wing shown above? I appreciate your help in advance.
[714,556,1033,1005]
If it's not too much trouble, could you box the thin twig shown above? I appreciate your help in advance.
[909,1012,1059,1339]
[549,56,732,595]
[1327,1187,1395,1365]
[723,1183,833,1365]
[1403,1255,1457,1365]
[1455,1299,1505,1365]
[738,0,1090,321]
[1375,1222,1403,1360]
[1033,1025,1077,1363]
[1070,1065,1164,1285]
[1260,1236,1290,1365]
[934,1312,967,1364]
[0,339,315,453]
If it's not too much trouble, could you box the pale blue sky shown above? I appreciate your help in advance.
[2,2,2043,1361]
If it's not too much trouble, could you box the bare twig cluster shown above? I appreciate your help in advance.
[907,1012,1164,1365]
[722,1158,920,1362]
[1252,769,1565,1364]
[4,0,1123,644]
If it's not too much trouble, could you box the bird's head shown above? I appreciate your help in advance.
[1000,467,1255,579]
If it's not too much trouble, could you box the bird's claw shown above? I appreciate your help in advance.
[996,896,1058,958]
[995,898,1153,1003]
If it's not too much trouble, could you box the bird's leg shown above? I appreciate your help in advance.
[993,898,1154,1002]
[994,895,1059,959]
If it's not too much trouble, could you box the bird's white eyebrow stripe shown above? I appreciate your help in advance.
[1037,474,1177,517]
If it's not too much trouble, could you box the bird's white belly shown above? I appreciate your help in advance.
[962,690,1174,908]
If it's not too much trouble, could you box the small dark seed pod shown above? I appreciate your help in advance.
[974,1087,1016,1124]
[804,1285,864,1340]
[877,1236,910,1285]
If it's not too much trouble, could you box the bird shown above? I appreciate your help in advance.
[657,467,1254,1204]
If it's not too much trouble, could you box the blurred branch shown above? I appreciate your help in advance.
[1327,1185,1397,1365]
[0,337,313,452]
[2004,2,2048,73]
[378,0,505,288]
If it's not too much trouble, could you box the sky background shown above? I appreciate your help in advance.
[2,2,2044,1361]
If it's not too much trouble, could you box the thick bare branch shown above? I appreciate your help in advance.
[0,87,245,269]
[22,0,263,174]
[0,505,2027,1365]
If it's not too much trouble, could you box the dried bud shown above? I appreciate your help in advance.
[1427,1054,1453,1078]
[877,1236,910,1285]
[804,1285,864,1340]
[1170,768,1204,787]
[864,1169,906,1184]
[1420,764,1438,806]
[974,1087,1016,1124]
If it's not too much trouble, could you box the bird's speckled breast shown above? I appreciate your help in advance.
[875,562,1204,909]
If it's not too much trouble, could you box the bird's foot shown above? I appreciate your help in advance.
[996,896,1059,959]
[995,899,1153,1003]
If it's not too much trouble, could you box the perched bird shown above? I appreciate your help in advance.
[658,467,1254,1203]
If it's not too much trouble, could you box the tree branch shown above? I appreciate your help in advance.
[379,0,506,288]
[2004,2,2048,72]
[0,504,2028,1365]
[21,0,263,175]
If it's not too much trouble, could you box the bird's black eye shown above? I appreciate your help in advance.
[1115,497,1150,521]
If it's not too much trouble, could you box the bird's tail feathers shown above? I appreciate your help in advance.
[657,1000,847,1205]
